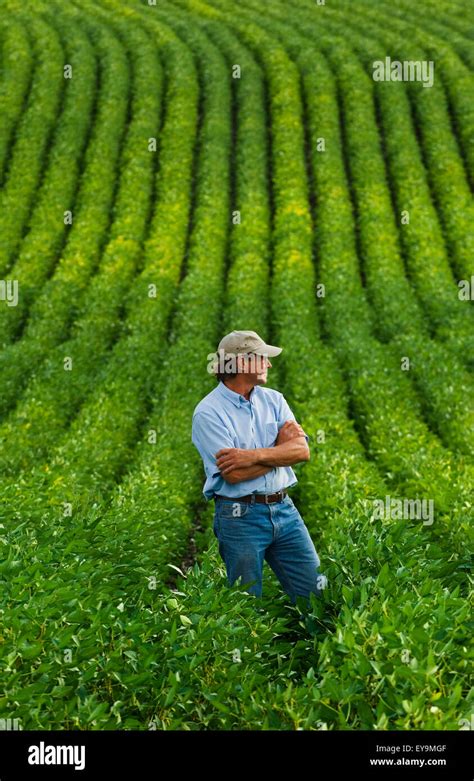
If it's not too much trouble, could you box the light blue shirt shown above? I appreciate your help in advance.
[191,380,309,500]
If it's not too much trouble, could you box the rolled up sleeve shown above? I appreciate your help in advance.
[191,411,235,479]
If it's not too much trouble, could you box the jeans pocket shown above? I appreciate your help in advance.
[287,499,304,524]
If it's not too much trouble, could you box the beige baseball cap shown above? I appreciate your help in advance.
[217,330,282,359]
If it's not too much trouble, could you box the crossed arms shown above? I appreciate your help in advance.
[215,420,310,485]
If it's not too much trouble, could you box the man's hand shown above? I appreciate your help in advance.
[215,447,258,478]
[215,419,310,485]
[276,420,307,444]
[257,419,310,468]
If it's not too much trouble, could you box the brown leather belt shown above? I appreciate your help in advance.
[213,490,288,504]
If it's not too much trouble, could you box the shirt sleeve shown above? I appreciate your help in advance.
[191,410,236,479]
[278,394,310,443]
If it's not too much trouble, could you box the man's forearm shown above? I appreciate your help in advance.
[224,463,273,484]
[254,437,309,467]
[214,433,310,484]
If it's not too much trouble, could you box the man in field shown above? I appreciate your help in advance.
[191,330,325,604]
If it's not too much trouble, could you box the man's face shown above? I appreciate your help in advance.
[240,353,271,384]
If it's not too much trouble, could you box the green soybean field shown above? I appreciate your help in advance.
[0,0,472,732]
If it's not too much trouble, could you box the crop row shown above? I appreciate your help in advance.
[0,17,33,185]
[0,6,65,278]
[0,0,470,731]
[148,0,471,729]
[0,6,98,346]
[0,2,156,461]
[0,0,194,489]
[225,0,474,506]
[289,0,474,340]
[332,0,474,280]
[77,0,232,585]
[35,0,198,506]
[180,0,470,728]
[0,0,286,727]
[0,0,229,727]
[220,0,470,553]
[272,0,474,456]
[365,0,474,72]
[342,0,474,187]
[0,1,131,418]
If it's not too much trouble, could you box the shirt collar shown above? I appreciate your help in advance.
[217,380,257,407]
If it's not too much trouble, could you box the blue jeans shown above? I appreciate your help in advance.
[212,493,324,604]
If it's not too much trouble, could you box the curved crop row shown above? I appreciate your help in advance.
[0,4,163,471]
[285,0,474,367]
[0,3,142,421]
[366,0,474,72]
[148,0,471,730]
[224,0,471,547]
[0,0,231,728]
[292,0,474,316]
[0,17,33,185]
[364,0,474,193]
[0,5,98,345]
[76,0,232,573]
[0,3,135,420]
[266,1,474,456]
[27,0,199,506]
[0,0,470,733]
[227,0,474,509]
[179,0,472,729]
[0,5,65,278]
[332,0,474,278]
